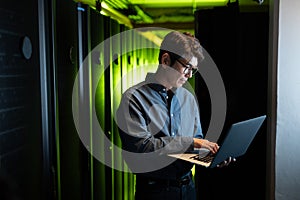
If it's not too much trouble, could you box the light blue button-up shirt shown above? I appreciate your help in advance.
[116,73,203,179]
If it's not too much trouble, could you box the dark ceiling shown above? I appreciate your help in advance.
[75,0,269,41]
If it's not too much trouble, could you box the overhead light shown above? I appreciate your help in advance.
[128,0,228,7]
[74,0,133,28]
[100,1,133,28]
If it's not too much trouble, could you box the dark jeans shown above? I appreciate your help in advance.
[135,172,196,200]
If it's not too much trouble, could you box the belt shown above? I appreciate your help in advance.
[137,172,192,187]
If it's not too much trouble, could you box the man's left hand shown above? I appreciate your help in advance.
[216,157,236,168]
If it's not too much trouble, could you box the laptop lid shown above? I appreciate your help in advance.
[209,115,266,168]
[168,115,266,168]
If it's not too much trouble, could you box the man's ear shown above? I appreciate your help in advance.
[161,53,171,68]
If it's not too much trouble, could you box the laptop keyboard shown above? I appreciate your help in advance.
[190,154,214,163]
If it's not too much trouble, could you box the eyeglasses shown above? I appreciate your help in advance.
[176,59,198,75]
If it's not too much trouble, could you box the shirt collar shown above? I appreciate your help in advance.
[145,73,177,93]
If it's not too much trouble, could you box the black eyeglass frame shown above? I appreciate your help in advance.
[176,59,198,75]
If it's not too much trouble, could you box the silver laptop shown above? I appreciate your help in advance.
[168,115,266,168]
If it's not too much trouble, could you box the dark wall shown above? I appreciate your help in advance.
[0,0,43,200]
[194,4,268,200]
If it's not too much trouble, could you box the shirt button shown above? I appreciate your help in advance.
[166,96,168,99]
[171,113,174,117]
[172,132,175,136]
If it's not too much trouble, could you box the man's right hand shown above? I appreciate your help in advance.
[193,138,219,154]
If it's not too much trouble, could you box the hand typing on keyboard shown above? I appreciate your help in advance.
[190,154,215,163]
[193,138,236,168]
[193,138,219,154]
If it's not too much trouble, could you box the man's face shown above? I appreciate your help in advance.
[166,56,198,88]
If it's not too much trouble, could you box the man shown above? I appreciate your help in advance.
[116,31,233,200]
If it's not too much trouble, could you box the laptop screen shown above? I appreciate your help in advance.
[210,115,266,168]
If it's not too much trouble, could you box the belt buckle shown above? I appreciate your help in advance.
[180,178,190,186]
[148,180,156,185]
[179,177,190,186]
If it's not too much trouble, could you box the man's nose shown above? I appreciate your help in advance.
[185,70,193,78]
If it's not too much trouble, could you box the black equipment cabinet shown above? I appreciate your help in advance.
[194,4,268,200]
